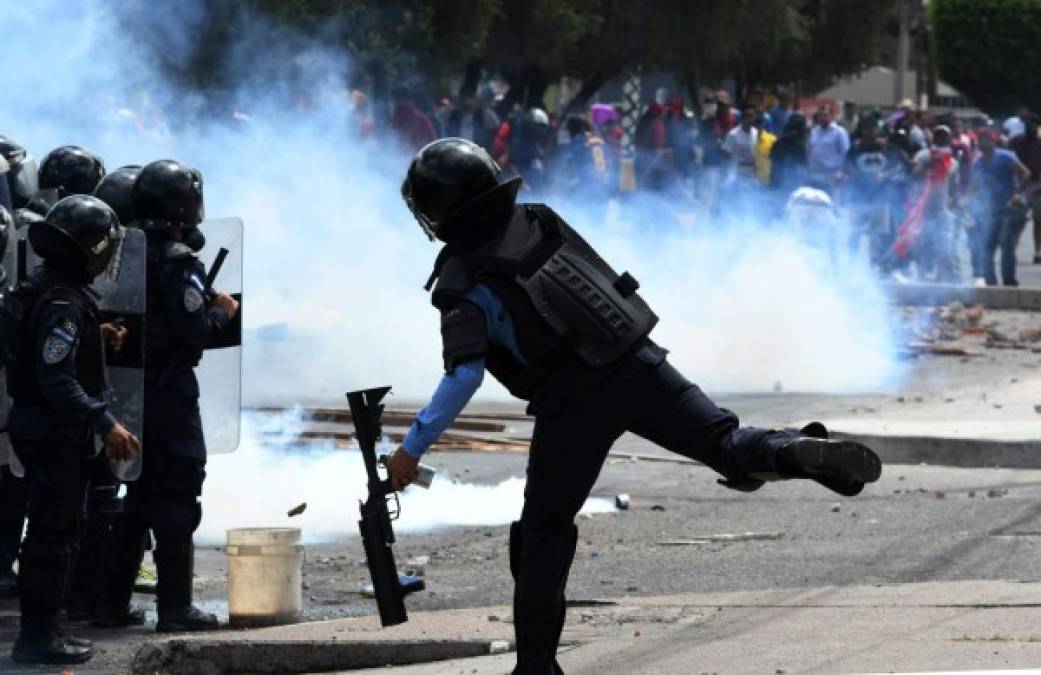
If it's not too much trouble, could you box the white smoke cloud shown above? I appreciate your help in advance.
[198,412,616,544]
[0,0,905,405]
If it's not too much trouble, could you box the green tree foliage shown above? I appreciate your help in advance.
[121,0,900,109]
[931,0,1041,114]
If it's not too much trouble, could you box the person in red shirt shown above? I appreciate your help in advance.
[389,88,438,151]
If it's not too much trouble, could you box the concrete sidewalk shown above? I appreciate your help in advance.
[135,580,1041,674]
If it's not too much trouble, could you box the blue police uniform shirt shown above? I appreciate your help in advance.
[402,283,525,458]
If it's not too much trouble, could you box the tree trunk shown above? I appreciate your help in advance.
[561,65,624,116]
[459,60,483,99]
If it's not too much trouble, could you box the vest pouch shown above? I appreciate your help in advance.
[517,236,658,368]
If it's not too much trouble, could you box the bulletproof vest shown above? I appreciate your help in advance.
[8,269,106,404]
[145,241,204,380]
[429,204,657,398]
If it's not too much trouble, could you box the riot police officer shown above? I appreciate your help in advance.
[63,164,150,624]
[389,138,883,675]
[0,134,39,212]
[0,203,22,600]
[21,145,106,219]
[94,159,239,632]
[8,195,140,665]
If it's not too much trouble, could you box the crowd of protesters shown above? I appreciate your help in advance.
[362,84,1040,287]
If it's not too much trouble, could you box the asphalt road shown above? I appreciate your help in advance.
[6,454,1041,673]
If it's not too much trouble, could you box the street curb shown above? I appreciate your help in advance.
[828,430,1041,469]
[131,638,514,674]
[883,282,1041,310]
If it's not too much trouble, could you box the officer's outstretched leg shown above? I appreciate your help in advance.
[626,357,881,495]
[11,439,94,665]
[0,465,28,598]
[513,404,626,675]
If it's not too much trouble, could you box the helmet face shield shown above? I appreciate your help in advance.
[9,155,38,207]
[401,177,438,241]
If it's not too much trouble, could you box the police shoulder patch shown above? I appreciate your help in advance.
[42,320,78,365]
[183,287,205,313]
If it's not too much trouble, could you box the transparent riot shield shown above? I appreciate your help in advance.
[195,217,242,454]
[93,228,147,481]
[1,228,27,475]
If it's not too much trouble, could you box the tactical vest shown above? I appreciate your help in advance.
[145,241,204,381]
[429,204,657,399]
[8,271,106,404]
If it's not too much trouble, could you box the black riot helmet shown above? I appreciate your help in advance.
[38,145,106,198]
[0,134,39,209]
[401,137,522,243]
[93,164,142,226]
[131,159,204,231]
[30,195,123,281]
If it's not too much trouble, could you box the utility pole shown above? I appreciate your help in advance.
[894,0,911,106]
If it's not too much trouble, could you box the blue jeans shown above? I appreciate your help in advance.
[983,206,1028,286]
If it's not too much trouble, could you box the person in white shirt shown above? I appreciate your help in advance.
[722,106,759,183]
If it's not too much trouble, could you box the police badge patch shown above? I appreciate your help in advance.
[184,287,205,313]
[42,321,78,365]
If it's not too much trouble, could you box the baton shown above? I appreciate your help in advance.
[204,247,229,296]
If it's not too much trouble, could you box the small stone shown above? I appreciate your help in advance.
[935,491,946,499]
[626,585,639,592]
[650,505,666,512]
[968,490,976,498]
[634,630,641,638]
[987,489,1008,498]
[831,503,841,513]
[484,531,493,537]
[488,615,501,622]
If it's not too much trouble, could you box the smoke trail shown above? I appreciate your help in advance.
[198,412,616,544]
[0,0,904,404]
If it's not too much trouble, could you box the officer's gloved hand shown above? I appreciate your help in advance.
[105,423,141,462]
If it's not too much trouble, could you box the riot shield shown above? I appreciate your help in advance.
[195,217,242,454]
[93,228,147,481]
[12,227,147,480]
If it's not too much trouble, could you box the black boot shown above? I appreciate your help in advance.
[155,535,218,633]
[92,604,147,628]
[776,423,882,496]
[156,605,219,633]
[11,632,93,665]
[14,543,92,664]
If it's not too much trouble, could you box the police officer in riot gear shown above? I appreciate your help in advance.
[8,195,140,665]
[94,159,239,632]
[0,134,39,211]
[21,145,107,219]
[60,164,151,625]
[391,138,883,675]
[93,165,141,227]
[0,204,22,600]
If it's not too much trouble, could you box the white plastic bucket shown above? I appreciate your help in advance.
[226,527,303,627]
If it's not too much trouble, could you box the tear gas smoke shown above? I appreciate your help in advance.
[0,0,904,404]
[0,3,906,537]
[197,411,616,545]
